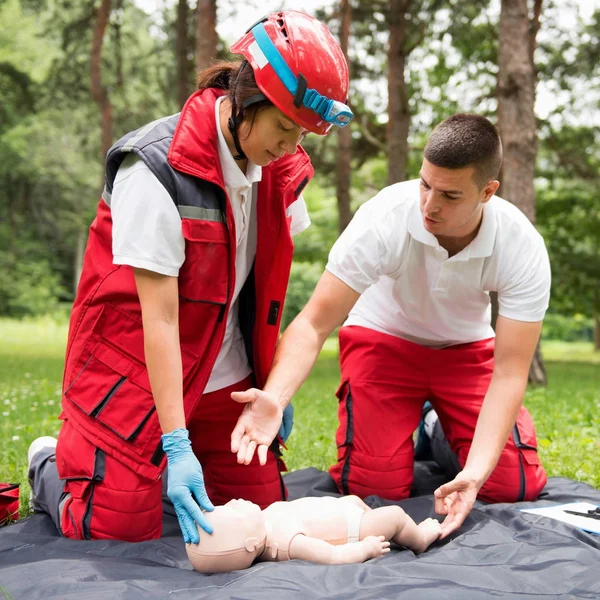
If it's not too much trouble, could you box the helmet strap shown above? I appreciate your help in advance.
[228,62,249,161]
[227,114,247,161]
[228,63,271,161]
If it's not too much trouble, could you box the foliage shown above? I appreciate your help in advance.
[537,180,600,320]
[542,313,594,343]
[0,0,184,309]
[0,255,66,317]
[281,261,323,329]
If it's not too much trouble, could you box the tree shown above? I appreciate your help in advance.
[176,0,191,108]
[196,0,217,72]
[386,0,411,184]
[90,0,113,160]
[336,0,353,233]
[497,0,546,383]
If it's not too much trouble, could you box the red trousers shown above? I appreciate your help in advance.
[329,326,547,503]
[56,376,285,541]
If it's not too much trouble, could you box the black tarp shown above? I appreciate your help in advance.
[1,466,599,599]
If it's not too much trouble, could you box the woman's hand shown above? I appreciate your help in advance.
[230,388,283,465]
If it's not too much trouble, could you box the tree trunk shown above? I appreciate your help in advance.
[497,0,538,221]
[74,224,86,297]
[114,0,124,90]
[498,0,546,384]
[90,0,113,160]
[195,0,217,73]
[594,290,600,351]
[386,0,411,185]
[336,0,352,234]
[86,0,112,290]
[176,0,190,108]
[7,180,18,261]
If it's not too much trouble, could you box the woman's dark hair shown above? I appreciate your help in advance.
[424,114,503,188]
[197,61,273,128]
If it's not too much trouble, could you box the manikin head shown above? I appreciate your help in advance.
[186,499,266,573]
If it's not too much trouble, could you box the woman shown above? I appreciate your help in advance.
[27,10,351,544]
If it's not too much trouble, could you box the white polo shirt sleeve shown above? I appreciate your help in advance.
[110,156,185,277]
[287,194,311,236]
[497,234,551,322]
[326,195,407,294]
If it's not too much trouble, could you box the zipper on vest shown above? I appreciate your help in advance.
[90,376,127,417]
[217,303,227,323]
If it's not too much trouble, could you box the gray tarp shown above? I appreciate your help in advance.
[1,465,599,600]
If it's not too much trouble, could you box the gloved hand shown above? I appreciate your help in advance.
[162,428,214,544]
[278,402,294,443]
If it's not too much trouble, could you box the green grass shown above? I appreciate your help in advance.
[1,318,599,523]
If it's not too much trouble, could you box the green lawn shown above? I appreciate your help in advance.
[1,318,599,520]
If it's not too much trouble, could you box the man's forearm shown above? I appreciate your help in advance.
[464,373,527,485]
[143,317,185,434]
[263,314,328,407]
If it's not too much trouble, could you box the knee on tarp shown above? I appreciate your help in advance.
[0,483,20,525]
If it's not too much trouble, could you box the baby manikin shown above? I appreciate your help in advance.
[186,495,442,573]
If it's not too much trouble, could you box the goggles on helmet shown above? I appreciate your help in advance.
[250,22,353,128]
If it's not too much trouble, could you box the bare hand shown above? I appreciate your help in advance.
[434,470,481,539]
[362,535,391,560]
[230,388,282,466]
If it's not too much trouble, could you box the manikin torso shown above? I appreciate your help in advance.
[260,496,367,561]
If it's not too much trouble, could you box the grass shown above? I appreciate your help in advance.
[1,318,599,521]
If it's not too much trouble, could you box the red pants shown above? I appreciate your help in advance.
[56,376,285,541]
[329,326,547,503]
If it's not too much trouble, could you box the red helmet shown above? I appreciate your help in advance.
[230,10,351,135]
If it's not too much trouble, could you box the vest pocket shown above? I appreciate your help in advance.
[66,341,155,443]
[512,408,539,451]
[179,219,229,303]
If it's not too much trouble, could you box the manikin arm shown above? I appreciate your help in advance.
[289,534,390,565]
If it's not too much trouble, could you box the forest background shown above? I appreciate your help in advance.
[1,0,599,353]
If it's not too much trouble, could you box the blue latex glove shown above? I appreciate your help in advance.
[162,428,214,544]
[278,403,294,443]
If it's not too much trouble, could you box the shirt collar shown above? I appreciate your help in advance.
[407,184,498,259]
[466,197,497,258]
[407,188,439,247]
[214,96,262,190]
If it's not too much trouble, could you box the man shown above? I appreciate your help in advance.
[230,114,550,539]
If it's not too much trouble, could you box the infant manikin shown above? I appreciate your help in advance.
[186,496,442,573]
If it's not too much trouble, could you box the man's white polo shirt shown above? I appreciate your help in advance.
[326,179,551,348]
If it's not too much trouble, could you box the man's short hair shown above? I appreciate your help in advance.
[424,114,503,188]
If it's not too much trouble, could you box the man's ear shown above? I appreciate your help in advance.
[481,179,499,203]
[245,537,261,552]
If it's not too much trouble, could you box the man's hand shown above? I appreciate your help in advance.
[230,388,283,465]
[434,469,482,539]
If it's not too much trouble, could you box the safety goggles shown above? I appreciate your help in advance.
[250,22,353,127]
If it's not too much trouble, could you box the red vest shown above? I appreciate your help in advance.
[60,89,314,480]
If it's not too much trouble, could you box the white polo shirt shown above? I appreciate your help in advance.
[326,179,551,348]
[110,96,311,392]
